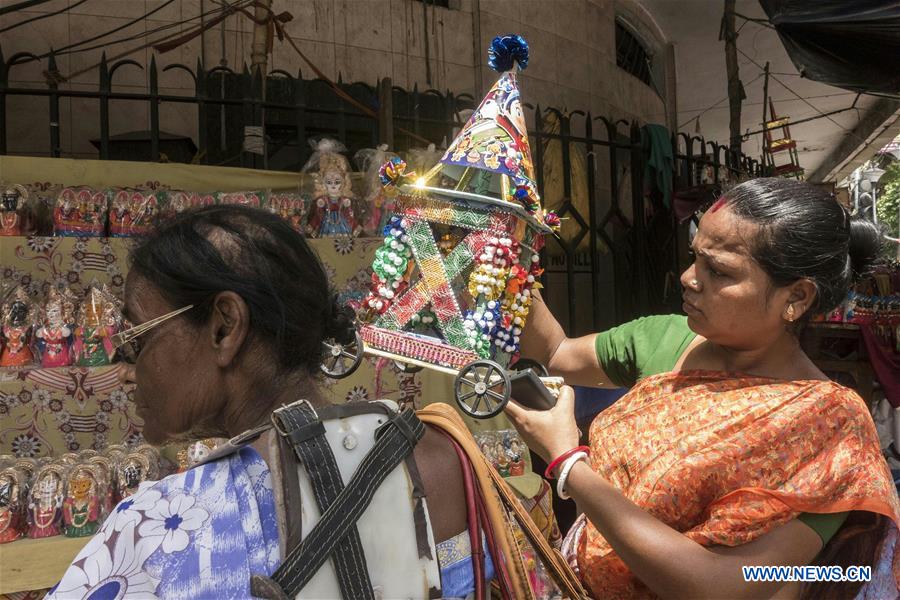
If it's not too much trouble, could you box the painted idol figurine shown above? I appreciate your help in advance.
[28,463,65,538]
[84,455,115,513]
[356,144,400,236]
[0,184,27,236]
[73,287,117,367]
[268,193,307,233]
[1,287,35,368]
[306,145,361,238]
[35,287,74,368]
[0,466,27,543]
[62,466,102,538]
[108,190,159,237]
[116,452,152,500]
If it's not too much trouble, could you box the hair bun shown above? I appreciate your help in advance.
[324,298,357,346]
[848,217,883,279]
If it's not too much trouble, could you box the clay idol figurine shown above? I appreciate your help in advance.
[267,193,307,233]
[163,191,216,219]
[0,466,27,543]
[53,188,108,236]
[1,287,36,368]
[305,139,361,238]
[73,287,117,367]
[108,190,159,237]
[116,451,155,500]
[35,287,74,368]
[62,465,102,537]
[103,445,127,503]
[356,144,400,236]
[27,463,65,538]
[87,455,115,513]
[0,184,27,236]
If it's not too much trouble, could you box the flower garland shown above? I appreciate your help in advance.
[463,235,547,358]
[463,300,502,359]
[467,237,520,300]
[364,216,411,314]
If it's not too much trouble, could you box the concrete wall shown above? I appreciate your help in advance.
[1,0,669,158]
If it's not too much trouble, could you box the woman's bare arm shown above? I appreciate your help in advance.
[564,460,822,599]
[504,388,822,600]
[519,290,617,387]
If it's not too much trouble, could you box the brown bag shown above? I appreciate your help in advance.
[418,403,589,599]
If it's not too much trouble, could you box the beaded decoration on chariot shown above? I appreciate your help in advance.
[358,34,557,379]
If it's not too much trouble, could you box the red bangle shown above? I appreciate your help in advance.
[544,446,590,479]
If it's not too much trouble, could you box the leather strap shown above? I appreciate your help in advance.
[255,403,426,599]
[417,403,589,599]
[268,400,374,600]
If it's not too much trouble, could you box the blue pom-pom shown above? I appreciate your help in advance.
[488,34,529,73]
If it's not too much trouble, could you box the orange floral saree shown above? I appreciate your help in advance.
[571,370,900,599]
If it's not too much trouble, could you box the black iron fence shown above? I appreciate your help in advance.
[0,49,765,334]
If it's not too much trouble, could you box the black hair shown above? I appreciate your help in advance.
[722,178,883,320]
[128,204,355,375]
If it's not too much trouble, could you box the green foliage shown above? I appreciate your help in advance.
[877,161,899,258]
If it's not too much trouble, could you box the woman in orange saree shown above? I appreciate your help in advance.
[510,178,899,599]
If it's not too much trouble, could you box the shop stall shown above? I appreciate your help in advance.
[0,154,553,596]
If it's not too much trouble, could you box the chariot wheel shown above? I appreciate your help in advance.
[454,360,511,419]
[510,358,549,377]
[320,331,364,379]
[394,360,424,374]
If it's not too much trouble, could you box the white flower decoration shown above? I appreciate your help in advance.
[50,521,161,599]
[139,492,209,554]
[33,389,53,410]
[108,389,130,410]
[105,489,162,538]
[1,392,19,408]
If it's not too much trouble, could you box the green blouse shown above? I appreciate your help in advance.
[594,314,847,546]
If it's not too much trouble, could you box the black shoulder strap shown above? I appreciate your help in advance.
[251,401,425,600]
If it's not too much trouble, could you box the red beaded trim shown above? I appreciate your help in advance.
[360,325,478,370]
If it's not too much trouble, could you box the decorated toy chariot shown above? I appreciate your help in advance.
[321,35,562,419]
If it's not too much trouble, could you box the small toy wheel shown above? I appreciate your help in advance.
[394,360,424,374]
[510,358,549,377]
[320,331,364,379]
[454,360,510,419]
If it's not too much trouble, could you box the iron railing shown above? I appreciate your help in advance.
[0,48,765,334]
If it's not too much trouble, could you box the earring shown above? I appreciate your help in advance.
[786,304,795,322]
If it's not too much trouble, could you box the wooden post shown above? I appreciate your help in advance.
[378,77,394,148]
[99,53,110,160]
[0,45,6,155]
[723,0,742,152]
[250,0,271,77]
[761,61,770,171]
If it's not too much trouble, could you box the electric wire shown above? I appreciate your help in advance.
[32,0,179,60]
[737,46,866,144]
[44,0,252,60]
[0,0,89,34]
[0,0,57,17]
[677,72,764,130]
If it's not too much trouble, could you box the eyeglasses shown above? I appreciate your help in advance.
[111,304,194,364]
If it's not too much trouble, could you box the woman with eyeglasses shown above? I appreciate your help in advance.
[504,178,900,599]
[45,205,576,600]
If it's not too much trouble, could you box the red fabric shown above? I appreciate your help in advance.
[860,324,900,408]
